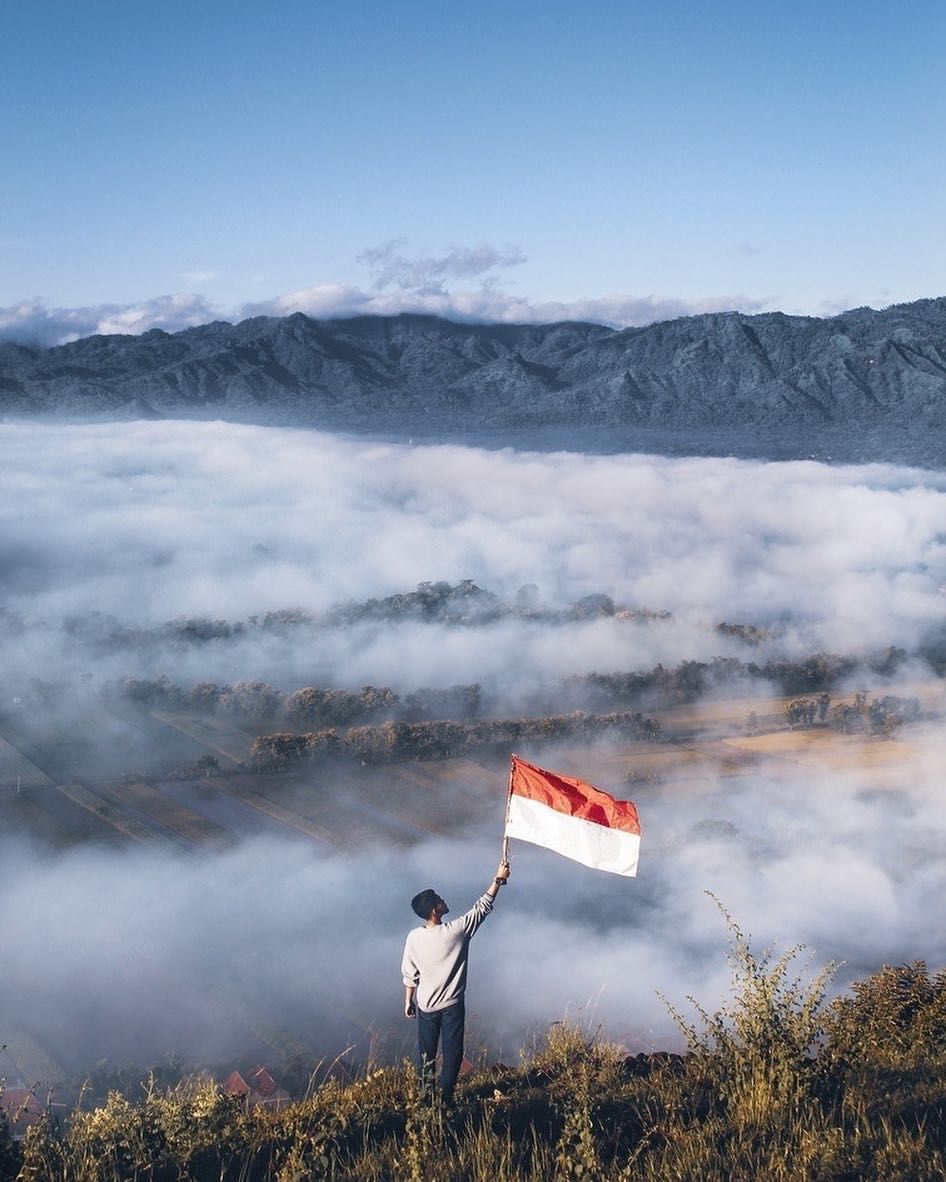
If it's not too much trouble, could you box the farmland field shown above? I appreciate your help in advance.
[1,685,935,852]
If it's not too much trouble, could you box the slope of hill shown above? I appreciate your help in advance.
[2,299,946,440]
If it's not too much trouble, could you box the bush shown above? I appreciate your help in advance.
[664,897,836,1132]
[824,962,946,1070]
[12,943,946,1182]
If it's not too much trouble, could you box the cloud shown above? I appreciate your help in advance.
[0,240,773,346]
[247,239,767,326]
[241,282,373,321]
[2,420,946,1076]
[0,293,223,347]
[1,421,945,703]
[243,284,768,328]
[5,727,946,1074]
[357,238,527,294]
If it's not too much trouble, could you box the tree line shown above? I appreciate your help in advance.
[784,691,920,735]
[249,711,661,771]
[114,676,483,726]
[44,580,677,659]
[111,647,914,733]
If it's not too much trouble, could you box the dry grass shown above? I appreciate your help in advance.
[7,920,946,1182]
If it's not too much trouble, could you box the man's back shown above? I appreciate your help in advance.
[401,862,509,1106]
[402,894,493,1012]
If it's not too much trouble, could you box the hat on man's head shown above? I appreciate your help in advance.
[411,888,440,919]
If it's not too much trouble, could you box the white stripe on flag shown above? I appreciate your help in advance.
[505,794,640,877]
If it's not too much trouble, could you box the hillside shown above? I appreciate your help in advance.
[5,956,946,1182]
[2,299,946,443]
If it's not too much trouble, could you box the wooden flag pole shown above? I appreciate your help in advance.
[501,754,515,863]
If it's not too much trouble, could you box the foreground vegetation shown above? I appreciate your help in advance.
[6,919,946,1181]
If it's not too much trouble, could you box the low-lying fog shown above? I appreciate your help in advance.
[2,417,946,1079]
[3,729,946,1075]
[1,419,946,700]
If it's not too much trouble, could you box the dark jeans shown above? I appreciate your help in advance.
[416,999,465,1104]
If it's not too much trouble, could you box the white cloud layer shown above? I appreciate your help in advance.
[0,294,222,347]
[1,420,945,698]
[0,240,770,346]
[358,238,527,293]
[2,420,946,1074]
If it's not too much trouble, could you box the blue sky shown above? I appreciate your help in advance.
[2,0,945,340]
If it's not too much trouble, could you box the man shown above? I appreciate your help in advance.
[401,858,510,1105]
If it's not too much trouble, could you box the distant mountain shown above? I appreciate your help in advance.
[2,299,946,437]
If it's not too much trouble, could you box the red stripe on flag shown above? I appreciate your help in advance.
[509,755,641,836]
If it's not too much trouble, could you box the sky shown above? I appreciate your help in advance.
[2,0,945,343]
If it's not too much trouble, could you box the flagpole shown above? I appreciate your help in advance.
[501,754,515,863]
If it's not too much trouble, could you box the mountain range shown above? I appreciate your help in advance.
[2,298,945,442]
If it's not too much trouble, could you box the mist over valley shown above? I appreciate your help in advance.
[3,417,946,1098]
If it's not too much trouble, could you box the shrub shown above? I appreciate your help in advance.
[664,897,836,1132]
[824,962,946,1070]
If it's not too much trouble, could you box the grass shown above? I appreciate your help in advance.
[6,922,946,1181]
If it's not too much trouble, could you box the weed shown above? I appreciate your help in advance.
[663,894,836,1132]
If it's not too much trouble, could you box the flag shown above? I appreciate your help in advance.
[504,754,641,876]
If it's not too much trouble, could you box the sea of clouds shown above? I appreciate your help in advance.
[2,417,946,1077]
[2,418,946,697]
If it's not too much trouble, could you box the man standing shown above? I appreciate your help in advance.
[401,858,510,1105]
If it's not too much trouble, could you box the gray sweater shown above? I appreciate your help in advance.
[401,893,494,1012]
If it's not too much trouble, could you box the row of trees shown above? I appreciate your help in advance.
[55,581,685,660]
[562,654,858,710]
[113,646,915,733]
[249,710,661,771]
[785,692,920,735]
[115,676,483,726]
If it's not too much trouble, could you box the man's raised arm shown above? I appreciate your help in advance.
[459,859,511,936]
[486,859,510,900]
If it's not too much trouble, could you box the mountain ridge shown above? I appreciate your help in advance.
[2,298,946,437]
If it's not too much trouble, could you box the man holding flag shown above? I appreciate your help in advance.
[402,858,510,1106]
[401,754,639,1105]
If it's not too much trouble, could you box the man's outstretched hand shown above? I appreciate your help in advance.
[487,859,510,898]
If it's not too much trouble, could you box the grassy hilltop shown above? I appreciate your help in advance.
[5,920,946,1182]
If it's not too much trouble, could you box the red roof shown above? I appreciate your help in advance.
[248,1066,278,1098]
[223,1071,249,1097]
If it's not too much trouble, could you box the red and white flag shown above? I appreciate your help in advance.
[504,755,641,877]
